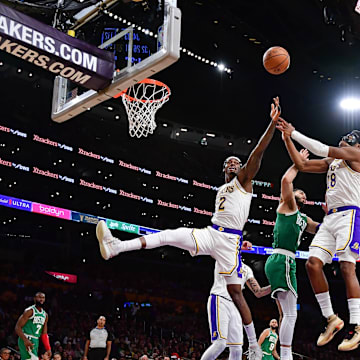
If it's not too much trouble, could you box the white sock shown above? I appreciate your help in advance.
[243,322,257,345]
[348,298,360,325]
[200,339,226,360]
[315,292,334,318]
[143,228,196,252]
[280,346,291,360]
[115,238,142,253]
[277,291,297,347]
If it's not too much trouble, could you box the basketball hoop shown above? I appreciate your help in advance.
[116,78,171,138]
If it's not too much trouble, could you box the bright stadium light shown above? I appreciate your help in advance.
[340,98,360,110]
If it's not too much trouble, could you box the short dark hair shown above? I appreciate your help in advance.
[293,188,304,193]
[53,353,61,358]
[0,348,10,355]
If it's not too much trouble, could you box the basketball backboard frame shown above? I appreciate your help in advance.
[51,0,181,123]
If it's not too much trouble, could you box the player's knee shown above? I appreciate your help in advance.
[339,261,356,278]
[213,339,227,352]
[306,256,323,274]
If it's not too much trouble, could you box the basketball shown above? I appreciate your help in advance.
[263,46,290,75]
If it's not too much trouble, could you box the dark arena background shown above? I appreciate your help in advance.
[2,1,360,360]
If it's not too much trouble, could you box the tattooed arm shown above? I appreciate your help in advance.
[246,277,271,298]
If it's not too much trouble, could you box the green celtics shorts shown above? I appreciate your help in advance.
[18,336,39,360]
[262,353,274,360]
[265,253,297,298]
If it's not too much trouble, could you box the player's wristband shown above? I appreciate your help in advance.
[315,223,321,233]
[40,334,51,351]
[291,130,329,157]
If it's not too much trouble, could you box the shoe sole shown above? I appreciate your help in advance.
[317,320,344,346]
[96,220,106,242]
[338,341,360,352]
[96,220,110,260]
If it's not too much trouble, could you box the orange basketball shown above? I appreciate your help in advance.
[263,46,290,75]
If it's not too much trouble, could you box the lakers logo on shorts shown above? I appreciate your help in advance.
[213,331,217,338]
[352,242,359,250]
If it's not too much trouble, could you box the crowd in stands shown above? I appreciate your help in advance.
[1,255,360,360]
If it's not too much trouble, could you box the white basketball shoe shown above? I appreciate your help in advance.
[96,220,122,260]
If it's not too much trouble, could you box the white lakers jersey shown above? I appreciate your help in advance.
[211,176,253,230]
[210,262,254,301]
[326,159,360,210]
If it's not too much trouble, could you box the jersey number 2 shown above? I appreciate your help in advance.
[218,197,226,211]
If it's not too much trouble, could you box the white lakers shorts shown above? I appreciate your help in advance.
[190,226,242,278]
[207,294,243,345]
[309,209,360,264]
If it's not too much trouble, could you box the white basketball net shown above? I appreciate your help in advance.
[121,79,171,138]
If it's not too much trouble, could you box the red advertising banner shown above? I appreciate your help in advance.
[45,271,77,283]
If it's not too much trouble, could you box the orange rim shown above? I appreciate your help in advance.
[113,78,171,103]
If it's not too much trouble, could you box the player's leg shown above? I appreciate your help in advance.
[200,295,228,360]
[18,338,31,360]
[96,220,205,259]
[227,301,243,360]
[333,210,360,350]
[211,233,261,359]
[337,255,360,350]
[226,280,261,360]
[276,291,296,360]
[306,224,343,346]
[275,299,283,329]
[228,346,242,360]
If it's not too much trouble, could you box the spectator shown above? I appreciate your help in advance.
[0,348,11,360]
[53,353,61,360]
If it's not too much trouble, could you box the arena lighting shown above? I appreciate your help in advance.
[217,64,225,71]
[340,98,360,110]
[206,133,216,137]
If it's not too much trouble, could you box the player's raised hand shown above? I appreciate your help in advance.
[276,117,295,139]
[241,240,252,251]
[299,149,309,161]
[270,96,281,123]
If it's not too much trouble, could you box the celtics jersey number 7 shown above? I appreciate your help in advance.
[22,305,46,338]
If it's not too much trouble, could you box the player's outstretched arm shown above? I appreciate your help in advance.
[257,329,269,346]
[246,277,271,298]
[280,128,329,173]
[279,150,308,212]
[238,97,280,188]
[278,117,360,164]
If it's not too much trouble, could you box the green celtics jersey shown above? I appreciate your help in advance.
[261,329,278,355]
[272,210,308,252]
[22,305,46,339]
